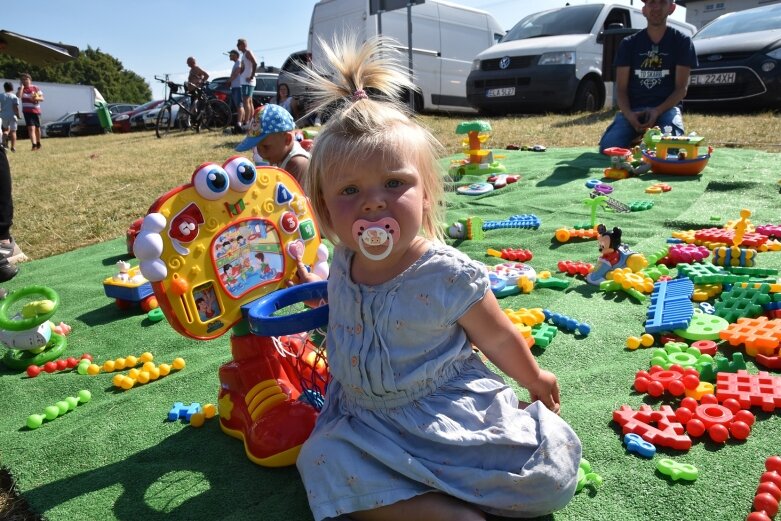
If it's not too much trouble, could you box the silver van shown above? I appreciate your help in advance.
[466,3,695,115]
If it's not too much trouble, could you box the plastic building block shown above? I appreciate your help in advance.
[612,404,692,451]
[542,309,591,336]
[168,402,202,422]
[727,266,779,278]
[719,317,781,355]
[712,245,757,267]
[645,278,695,333]
[626,333,655,350]
[593,183,614,195]
[26,390,92,430]
[534,272,570,290]
[692,283,723,302]
[576,459,603,493]
[650,342,713,371]
[605,268,655,295]
[716,370,781,413]
[694,227,768,248]
[691,339,717,356]
[657,459,698,482]
[747,456,781,521]
[634,365,700,397]
[624,433,656,458]
[482,214,540,231]
[714,284,771,322]
[756,224,781,239]
[677,262,750,285]
[628,200,654,212]
[530,322,558,349]
[641,264,671,282]
[487,248,532,262]
[697,352,747,383]
[554,227,599,243]
[487,174,520,188]
[557,260,593,277]
[698,302,716,314]
[646,246,670,266]
[666,243,710,265]
[503,307,546,327]
[674,312,730,341]
[675,394,754,443]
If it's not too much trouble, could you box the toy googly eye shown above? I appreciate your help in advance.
[192,163,230,200]
[222,156,256,192]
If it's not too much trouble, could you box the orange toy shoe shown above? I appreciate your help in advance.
[218,333,319,467]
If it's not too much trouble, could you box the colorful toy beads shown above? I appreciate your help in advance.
[83,352,154,376]
[26,390,91,429]
[747,456,781,521]
[112,357,185,391]
[26,353,92,378]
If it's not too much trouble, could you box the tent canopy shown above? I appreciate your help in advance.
[0,29,78,66]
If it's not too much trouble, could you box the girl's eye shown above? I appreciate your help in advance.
[386,179,403,188]
[341,186,358,195]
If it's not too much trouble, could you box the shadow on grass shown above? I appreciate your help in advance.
[535,152,606,188]
[20,424,310,521]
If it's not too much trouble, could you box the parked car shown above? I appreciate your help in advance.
[69,111,108,136]
[107,103,139,115]
[207,72,278,108]
[41,112,77,138]
[685,3,781,109]
[141,103,182,129]
[114,99,164,132]
[277,50,312,114]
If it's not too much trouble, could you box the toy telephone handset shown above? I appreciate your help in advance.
[133,157,322,340]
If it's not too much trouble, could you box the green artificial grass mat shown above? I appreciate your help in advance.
[1,147,780,521]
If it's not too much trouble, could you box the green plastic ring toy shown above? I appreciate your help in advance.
[0,286,60,332]
[147,307,165,322]
[2,333,67,370]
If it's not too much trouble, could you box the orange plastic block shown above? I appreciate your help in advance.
[612,404,692,451]
[716,370,781,413]
[719,317,781,356]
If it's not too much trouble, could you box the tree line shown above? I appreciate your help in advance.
[0,46,151,104]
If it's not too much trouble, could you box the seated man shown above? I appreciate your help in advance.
[599,0,697,153]
[235,104,310,185]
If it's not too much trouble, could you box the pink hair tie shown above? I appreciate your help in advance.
[353,89,368,101]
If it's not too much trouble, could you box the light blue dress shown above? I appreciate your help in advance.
[297,243,582,520]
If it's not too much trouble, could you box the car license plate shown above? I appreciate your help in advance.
[486,87,515,98]
[690,72,736,85]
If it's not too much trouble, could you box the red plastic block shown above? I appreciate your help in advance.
[634,365,700,397]
[757,224,781,239]
[716,370,781,413]
[613,404,692,450]
[694,228,768,248]
[497,248,533,262]
[674,395,754,443]
[557,260,593,277]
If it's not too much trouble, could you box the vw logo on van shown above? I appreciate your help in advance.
[499,56,511,70]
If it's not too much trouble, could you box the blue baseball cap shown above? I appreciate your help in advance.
[235,104,295,152]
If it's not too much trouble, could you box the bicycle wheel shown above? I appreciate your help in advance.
[201,99,232,132]
[155,104,175,138]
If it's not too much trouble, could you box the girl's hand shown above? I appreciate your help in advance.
[526,370,561,414]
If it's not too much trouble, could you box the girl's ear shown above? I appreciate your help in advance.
[668,2,677,15]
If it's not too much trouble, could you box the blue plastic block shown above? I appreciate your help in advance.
[624,433,656,458]
[482,214,541,231]
[168,402,202,422]
[645,278,694,333]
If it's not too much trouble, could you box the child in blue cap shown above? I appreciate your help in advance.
[235,104,310,184]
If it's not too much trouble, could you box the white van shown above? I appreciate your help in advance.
[307,0,504,113]
[466,3,696,115]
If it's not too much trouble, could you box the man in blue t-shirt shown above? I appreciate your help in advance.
[599,0,697,152]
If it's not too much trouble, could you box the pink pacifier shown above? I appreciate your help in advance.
[352,217,400,261]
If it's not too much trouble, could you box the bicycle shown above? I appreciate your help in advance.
[154,76,231,138]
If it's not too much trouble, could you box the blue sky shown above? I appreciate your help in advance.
[3,0,685,101]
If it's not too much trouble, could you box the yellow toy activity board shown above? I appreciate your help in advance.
[134,156,322,340]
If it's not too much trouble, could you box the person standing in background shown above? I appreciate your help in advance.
[227,49,244,134]
[17,73,43,151]
[1,82,19,152]
[237,38,257,129]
